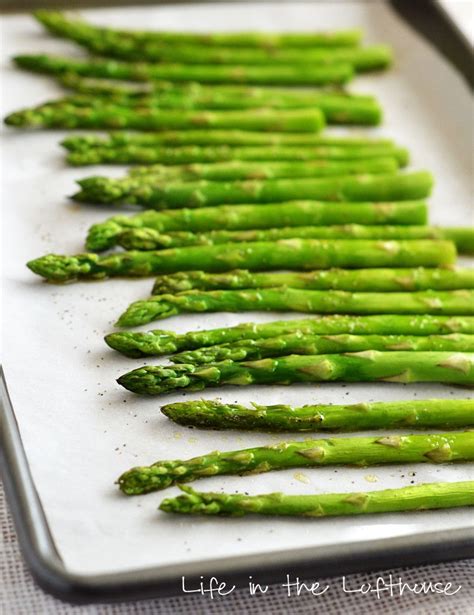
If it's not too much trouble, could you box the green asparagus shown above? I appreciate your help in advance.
[161,398,474,431]
[35,11,363,49]
[172,333,474,364]
[67,144,408,166]
[56,81,383,124]
[63,129,394,150]
[117,289,471,327]
[127,225,473,252]
[159,482,474,517]
[105,315,474,358]
[13,54,354,86]
[34,12,390,69]
[152,267,474,294]
[112,158,401,183]
[87,200,428,252]
[117,431,474,493]
[5,104,325,133]
[73,172,431,208]
[28,240,456,284]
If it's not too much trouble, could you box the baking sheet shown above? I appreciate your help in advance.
[1,2,473,577]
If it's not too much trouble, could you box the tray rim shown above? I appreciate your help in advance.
[1,0,473,604]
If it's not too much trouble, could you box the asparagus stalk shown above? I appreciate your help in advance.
[13,54,354,86]
[31,91,382,125]
[171,332,474,364]
[117,289,471,327]
[34,12,389,69]
[115,157,400,183]
[161,398,474,431]
[5,104,325,133]
[35,11,363,49]
[67,144,408,166]
[56,83,383,125]
[63,129,394,150]
[73,173,430,209]
[160,482,474,517]
[152,267,474,294]
[117,431,474,493]
[105,315,474,358]
[27,239,456,284]
[128,225,473,252]
[87,200,428,252]
[118,352,474,396]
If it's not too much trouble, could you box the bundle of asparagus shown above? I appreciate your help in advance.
[105,315,474,357]
[117,431,474,493]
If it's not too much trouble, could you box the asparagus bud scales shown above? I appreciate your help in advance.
[161,399,474,432]
[105,315,474,357]
[117,288,470,328]
[171,333,474,365]
[117,432,474,494]
[28,240,456,283]
[152,268,474,294]
[117,352,474,396]
[13,54,354,86]
[160,482,474,517]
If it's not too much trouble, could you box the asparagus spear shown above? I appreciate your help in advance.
[27,240,456,284]
[160,482,474,517]
[13,54,354,86]
[117,289,471,327]
[110,157,401,183]
[87,200,428,252]
[128,225,473,252]
[171,332,474,364]
[118,352,474,396]
[56,83,383,125]
[161,398,474,431]
[33,12,389,68]
[35,11,363,49]
[105,315,474,358]
[73,172,430,208]
[63,129,394,150]
[30,91,382,125]
[5,104,325,133]
[117,431,474,493]
[67,144,408,166]
[152,267,474,294]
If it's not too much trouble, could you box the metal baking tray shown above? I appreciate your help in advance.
[1,0,473,604]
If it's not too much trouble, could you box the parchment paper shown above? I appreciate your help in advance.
[1,2,473,576]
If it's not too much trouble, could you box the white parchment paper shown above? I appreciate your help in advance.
[1,2,473,576]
